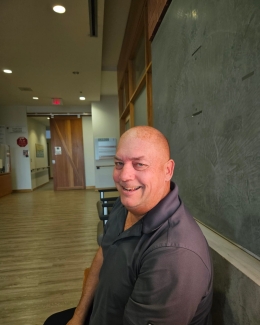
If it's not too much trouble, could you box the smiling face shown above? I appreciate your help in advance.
[113,126,174,218]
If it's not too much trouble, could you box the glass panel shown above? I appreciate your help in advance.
[125,118,130,131]
[134,86,147,126]
[121,73,129,111]
[134,34,145,87]
[124,72,129,105]
[123,85,126,108]
[46,130,51,139]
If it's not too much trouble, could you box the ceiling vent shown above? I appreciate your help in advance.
[88,0,97,37]
[19,87,33,91]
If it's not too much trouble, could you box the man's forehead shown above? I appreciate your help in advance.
[114,155,146,161]
[118,134,154,148]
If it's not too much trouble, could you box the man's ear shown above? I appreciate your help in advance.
[164,159,175,181]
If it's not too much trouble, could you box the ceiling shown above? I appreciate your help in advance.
[0,0,131,108]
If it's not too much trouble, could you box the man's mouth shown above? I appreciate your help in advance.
[122,186,141,192]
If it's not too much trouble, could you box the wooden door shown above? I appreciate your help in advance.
[50,116,85,190]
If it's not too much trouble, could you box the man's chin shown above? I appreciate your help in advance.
[120,197,138,210]
[121,200,147,216]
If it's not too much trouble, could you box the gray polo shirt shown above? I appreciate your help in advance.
[89,182,213,325]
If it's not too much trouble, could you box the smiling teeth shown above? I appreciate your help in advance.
[123,186,141,191]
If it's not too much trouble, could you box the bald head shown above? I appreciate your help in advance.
[119,126,170,162]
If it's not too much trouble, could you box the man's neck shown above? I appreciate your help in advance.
[124,211,143,231]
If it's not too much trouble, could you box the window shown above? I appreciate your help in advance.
[134,85,147,126]
[118,4,152,134]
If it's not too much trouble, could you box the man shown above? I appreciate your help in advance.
[44,126,213,325]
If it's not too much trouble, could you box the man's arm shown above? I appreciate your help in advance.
[67,246,103,325]
[123,247,211,325]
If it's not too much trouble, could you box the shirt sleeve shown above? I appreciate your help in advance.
[123,246,211,325]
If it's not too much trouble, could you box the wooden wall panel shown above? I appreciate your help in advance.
[117,0,146,89]
[0,173,12,198]
[147,0,172,41]
[50,116,85,191]
[117,0,172,97]
[117,0,172,130]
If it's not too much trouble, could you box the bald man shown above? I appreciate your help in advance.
[44,126,213,325]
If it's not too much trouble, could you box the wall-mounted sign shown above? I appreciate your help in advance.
[94,138,117,160]
[8,126,26,133]
[23,150,29,157]
[52,98,63,105]
[17,137,28,147]
[55,146,62,155]
[36,144,44,157]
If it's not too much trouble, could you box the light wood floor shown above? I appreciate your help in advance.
[0,181,99,325]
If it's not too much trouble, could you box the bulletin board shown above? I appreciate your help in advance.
[36,144,44,158]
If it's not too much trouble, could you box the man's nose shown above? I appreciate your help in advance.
[119,163,135,181]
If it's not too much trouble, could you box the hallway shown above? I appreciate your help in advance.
[0,182,99,325]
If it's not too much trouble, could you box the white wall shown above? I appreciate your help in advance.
[91,96,119,188]
[0,106,31,190]
[27,117,49,189]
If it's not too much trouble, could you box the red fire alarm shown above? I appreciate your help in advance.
[17,137,28,147]
[52,98,63,105]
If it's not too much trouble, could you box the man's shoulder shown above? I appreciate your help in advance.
[145,203,212,273]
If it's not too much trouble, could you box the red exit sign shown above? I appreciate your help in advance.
[52,98,63,105]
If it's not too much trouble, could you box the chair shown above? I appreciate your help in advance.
[96,189,118,245]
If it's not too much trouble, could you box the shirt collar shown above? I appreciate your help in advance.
[142,181,181,234]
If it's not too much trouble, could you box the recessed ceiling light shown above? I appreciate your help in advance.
[79,97,85,100]
[53,5,66,13]
[3,69,12,74]
[33,97,39,100]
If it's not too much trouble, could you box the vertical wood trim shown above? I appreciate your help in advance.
[67,121,74,186]
[146,68,153,126]
[129,103,135,128]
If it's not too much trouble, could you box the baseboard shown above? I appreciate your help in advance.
[86,186,95,190]
[12,189,32,193]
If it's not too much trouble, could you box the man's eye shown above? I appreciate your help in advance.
[115,162,123,169]
[133,163,147,170]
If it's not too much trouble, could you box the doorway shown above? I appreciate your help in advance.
[50,116,85,190]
